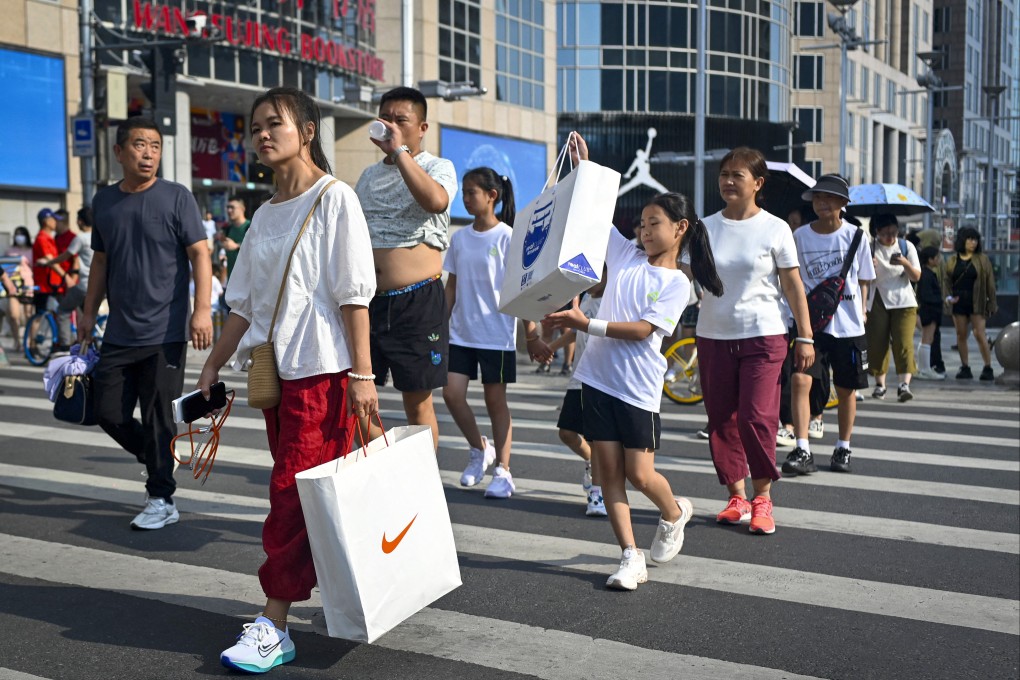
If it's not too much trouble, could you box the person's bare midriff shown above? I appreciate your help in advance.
[373,243,444,290]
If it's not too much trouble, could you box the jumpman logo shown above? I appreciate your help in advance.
[617,127,669,197]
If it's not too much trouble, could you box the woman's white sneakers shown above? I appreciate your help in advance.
[220,617,296,674]
[460,437,496,487]
[606,547,648,591]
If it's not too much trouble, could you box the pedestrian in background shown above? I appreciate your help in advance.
[866,214,921,402]
[915,246,946,380]
[696,147,814,536]
[443,167,549,498]
[1,226,33,351]
[32,208,67,315]
[944,227,997,381]
[78,116,213,531]
[197,87,376,674]
[39,207,95,350]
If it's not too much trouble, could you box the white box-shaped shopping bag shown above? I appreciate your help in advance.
[498,137,621,321]
[295,424,462,643]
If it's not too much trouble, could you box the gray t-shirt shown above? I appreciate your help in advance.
[91,178,206,345]
[67,231,94,290]
[354,150,458,250]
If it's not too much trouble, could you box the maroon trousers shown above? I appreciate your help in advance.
[258,372,351,602]
[698,335,787,486]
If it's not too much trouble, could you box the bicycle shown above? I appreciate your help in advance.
[662,336,703,404]
[23,298,107,366]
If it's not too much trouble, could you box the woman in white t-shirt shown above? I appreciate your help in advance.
[697,147,815,537]
[443,167,550,499]
[197,87,377,674]
[544,133,725,591]
[865,213,921,402]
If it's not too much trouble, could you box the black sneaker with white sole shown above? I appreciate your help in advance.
[781,447,817,475]
[830,447,852,473]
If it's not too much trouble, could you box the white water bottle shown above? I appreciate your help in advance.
[368,120,391,141]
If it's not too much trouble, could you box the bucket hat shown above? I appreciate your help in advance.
[802,174,851,202]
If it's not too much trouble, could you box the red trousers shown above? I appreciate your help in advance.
[259,372,351,602]
[698,335,786,486]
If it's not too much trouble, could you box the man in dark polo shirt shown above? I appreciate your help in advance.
[79,116,213,530]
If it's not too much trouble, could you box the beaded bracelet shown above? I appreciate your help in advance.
[349,372,376,381]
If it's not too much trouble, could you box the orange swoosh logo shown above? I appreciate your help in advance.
[381,513,418,554]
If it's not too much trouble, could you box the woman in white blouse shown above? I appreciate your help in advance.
[865,213,921,401]
[197,87,377,674]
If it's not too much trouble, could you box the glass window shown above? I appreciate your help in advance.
[214,46,236,82]
[495,0,544,109]
[795,54,822,89]
[260,54,278,88]
[578,69,602,111]
[604,49,624,66]
[598,69,621,110]
[187,45,211,79]
[669,71,688,112]
[649,6,669,46]
[795,107,823,142]
[578,4,601,45]
[239,51,259,86]
[796,1,823,36]
[441,0,483,88]
[601,4,624,45]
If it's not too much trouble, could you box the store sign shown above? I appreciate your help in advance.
[191,110,247,182]
[132,0,384,80]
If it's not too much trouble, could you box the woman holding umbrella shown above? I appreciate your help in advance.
[944,227,997,380]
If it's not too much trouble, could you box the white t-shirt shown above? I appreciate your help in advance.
[67,231,94,289]
[444,222,516,351]
[573,228,690,413]
[567,294,602,390]
[354,151,458,250]
[226,175,377,379]
[793,221,875,338]
[869,238,920,310]
[202,218,217,241]
[697,209,800,339]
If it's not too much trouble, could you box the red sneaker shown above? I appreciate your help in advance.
[749,496,775,535]
[716,496,752,524]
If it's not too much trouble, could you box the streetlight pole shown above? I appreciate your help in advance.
[694,0,707,218]
[827,0,861,179]
[79,0,96,206]
[983,84,1006,247]
[917,51,944,231]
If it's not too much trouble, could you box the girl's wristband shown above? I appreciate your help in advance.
[794,337,814,345]
[587,319,608,337]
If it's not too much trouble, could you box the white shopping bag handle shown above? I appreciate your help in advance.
[541,131,577,193]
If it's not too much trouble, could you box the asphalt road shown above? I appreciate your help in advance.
[0,334,1017,680]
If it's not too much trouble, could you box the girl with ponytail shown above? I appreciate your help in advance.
[443,167,550,499]
[543,133,721,591]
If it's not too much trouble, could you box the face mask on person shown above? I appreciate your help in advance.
[14,235,28,246]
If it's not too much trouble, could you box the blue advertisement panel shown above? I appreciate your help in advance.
[440,127,547,222]
[0,48,68,191]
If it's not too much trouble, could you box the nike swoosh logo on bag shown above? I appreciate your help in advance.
[381,514,418,554]
[258,640,282,658]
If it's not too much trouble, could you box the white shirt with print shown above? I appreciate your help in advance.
[696,209,800,340]
[793,221,875,338]
[573,228,690,413]
[445,222,516,351]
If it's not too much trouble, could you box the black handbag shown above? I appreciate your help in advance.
[53,374,98,426]
[805,227,864,335]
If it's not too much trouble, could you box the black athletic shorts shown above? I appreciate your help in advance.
[556,388,583,432]
[801,333,870,391]
[369,276,448,392]
[918,304,942,327]
[449,344,517,384]
[581,383,661,451]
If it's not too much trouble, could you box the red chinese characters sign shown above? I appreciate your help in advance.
[132,0,384,81]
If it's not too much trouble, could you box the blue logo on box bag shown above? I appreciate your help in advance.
[559,253,598,280]
[522,197,554,270]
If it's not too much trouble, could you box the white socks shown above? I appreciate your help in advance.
[917,343,931,370]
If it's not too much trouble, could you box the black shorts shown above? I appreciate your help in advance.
[369,277,448,392]
[680,304,700,328]
[449,344,517,384]
[556,388,583,432]
[581,383,661,450]
[919,304,942,327]
[802,333,869,391]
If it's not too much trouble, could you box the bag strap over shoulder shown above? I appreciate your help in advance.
[839,227,865,280]
[267,178,339,342]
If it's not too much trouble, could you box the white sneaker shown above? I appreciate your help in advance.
[650,497,693,563]
[130,496,179,530]
[459,437,496,487]
[606,547,647,591]
[855,391,864,402]
[585,487,607,517]
[483,465,515,499]
[695,429,710,439]
[582,462,593,492]
[776,427,795,447]
[808,419,825,439]
[220,617,296,674]
[915,368,946,381]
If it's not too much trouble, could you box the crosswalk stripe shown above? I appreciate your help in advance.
[0,670,51,680]
[2,414,1018,508]
[0,532,823,680]
[2,465,1016,635]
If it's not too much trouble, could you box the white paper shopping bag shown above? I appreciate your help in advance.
[295,425,462,643]
[499,135,622,321]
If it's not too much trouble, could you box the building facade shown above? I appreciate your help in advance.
[0,0,558,245]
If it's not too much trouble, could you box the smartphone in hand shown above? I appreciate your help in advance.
[173,382,227,423]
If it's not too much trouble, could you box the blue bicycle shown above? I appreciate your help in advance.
[23,300,107,366]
